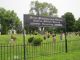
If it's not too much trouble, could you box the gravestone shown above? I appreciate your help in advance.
[8,29,16,34]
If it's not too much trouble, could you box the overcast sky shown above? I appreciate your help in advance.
[0,0,80,21]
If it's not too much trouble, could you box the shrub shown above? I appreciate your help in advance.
[28,36,43,46]
[47,35,50,38]
[32,37,43,46]
[43,36,46,40]
[33,32,38,35]
[28,37,34,43]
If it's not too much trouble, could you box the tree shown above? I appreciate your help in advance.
[29,1,57,17]
[0,7,20,34]
[74,18,80,31]
[62,12,75,32]
[15,21,22,33]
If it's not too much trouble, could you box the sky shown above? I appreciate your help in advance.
[0,0,80,21]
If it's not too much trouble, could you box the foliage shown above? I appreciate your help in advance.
[29,1,57,17]
[74,18,80,31]
[33,32,38,35]
[43,36,46,40]
[0,7,21,34]
[62,12,75,32]
[15,21,22,33]
[45,27,54,33]
[25,26,38,34]
[28,36,43,46]
[28,37,34,43]
[32,37,43,46]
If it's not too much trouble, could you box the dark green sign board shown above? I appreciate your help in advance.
[24,14,65,27]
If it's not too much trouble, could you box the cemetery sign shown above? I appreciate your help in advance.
[24,14,65,27]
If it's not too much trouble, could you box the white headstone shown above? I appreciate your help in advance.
[39,27,41,31]
[14,30,16,34]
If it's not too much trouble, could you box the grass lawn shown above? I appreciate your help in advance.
[32,51,80,60]
[0,33,80,60]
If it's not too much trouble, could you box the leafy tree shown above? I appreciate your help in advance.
[74,18,80,31]
[29,1,57,17]
[62,12,75,32]
[0,7,20,34]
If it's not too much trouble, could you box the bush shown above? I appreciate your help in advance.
[47,35,50,38]
[43,36,46,40]
[32,37,43,46]
[33,32,38,35]
[28,37,34,43]
[28,36,43,46]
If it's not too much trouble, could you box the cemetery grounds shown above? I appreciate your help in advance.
[0,33,80,60]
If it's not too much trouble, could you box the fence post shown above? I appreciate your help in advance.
[23,29,26,60]
[1,44,2,60]
[64,19,67,53]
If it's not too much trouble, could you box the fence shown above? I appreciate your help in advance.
[0,40,80,60]
[0,44,24,60]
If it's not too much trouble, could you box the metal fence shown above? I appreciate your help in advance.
[0,40,80,60]
[0,44,24,60]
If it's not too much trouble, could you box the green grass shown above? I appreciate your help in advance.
[0,33,80,60]
[28,51,80,60]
